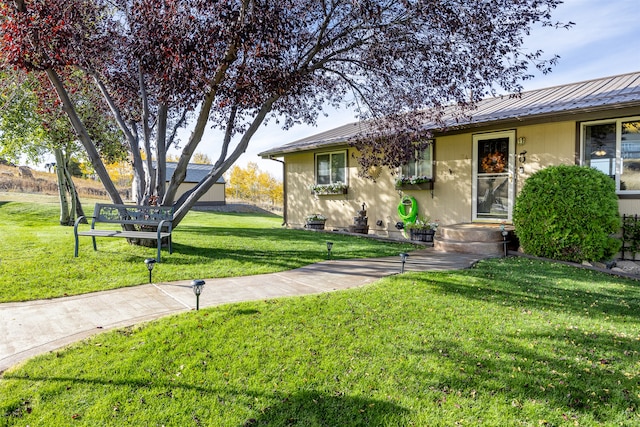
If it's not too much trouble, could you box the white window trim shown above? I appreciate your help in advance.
[580,116,640,195]
[314,150,348,186]
[398,141,434,180]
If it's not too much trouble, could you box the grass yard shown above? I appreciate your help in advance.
[0,258,638,426]
[0,194,416,302]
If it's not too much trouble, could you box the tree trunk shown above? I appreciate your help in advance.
[54,148,70,226]
[63,157,85,222]
[155,103,168,201]
[54,148,84,225]
[130,135,145,205]
[53,147,86,226]
[45,68,124,205]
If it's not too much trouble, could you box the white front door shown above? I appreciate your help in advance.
[472,131,515,222]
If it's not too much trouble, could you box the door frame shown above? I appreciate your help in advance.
[472,130,516,222]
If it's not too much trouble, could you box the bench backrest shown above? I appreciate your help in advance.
[93,203,173,227]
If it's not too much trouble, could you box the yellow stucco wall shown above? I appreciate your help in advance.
[284,120,640,236]
[513,121,576,189]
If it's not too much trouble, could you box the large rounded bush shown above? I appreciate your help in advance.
[513,165,621,262]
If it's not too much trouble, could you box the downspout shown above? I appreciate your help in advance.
[268,156,287,226]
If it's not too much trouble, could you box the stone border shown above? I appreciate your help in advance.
[509,251,640,281]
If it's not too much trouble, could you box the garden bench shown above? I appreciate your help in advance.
[74,203,173,262]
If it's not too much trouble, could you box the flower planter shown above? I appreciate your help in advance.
[306,220,326,230]
[396,181,434,191]
[409,228,435,243]
[311,187,348,196]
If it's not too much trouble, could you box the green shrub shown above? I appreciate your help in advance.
[513,165,621,262]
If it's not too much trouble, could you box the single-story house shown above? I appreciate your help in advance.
[259,71,640,253]
[164,162,226,206]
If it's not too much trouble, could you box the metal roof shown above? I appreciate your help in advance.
[259,71,640,157]
[162,162,225,184]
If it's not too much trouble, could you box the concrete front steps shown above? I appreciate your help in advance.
[434,223,514,256]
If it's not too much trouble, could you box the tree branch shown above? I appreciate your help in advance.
[173,94,279,225]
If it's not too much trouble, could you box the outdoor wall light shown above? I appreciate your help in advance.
[518,151,527,163]
[191,279,205,310]
[144,258,156,284]
[326,241,334,259]
[500,224,509,258]
[399,252,409,273]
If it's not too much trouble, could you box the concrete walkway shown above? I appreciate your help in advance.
[0,249,487,373]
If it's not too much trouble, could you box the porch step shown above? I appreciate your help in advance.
[434,223,512,256]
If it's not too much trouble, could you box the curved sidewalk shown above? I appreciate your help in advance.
[0,249,486,373]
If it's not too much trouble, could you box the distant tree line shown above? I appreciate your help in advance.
[225,162,282,209]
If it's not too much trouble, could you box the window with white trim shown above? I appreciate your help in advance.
[315,151,347,185]
[400,143,433,180]
[582,117,640,193]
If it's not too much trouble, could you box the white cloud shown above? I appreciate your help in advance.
[522,0,640,88]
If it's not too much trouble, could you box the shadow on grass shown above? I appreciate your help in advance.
[192,212,282,221]
[111,227,330,267]
[2,373,408,426]
[395,259,640,421]
[425,258,640,320]
[157,226,403,270]
[230,308,261,316]
[404,325,639,421]
[242,390,408,426]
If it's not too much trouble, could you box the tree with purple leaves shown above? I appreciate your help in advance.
[0,0,569,228]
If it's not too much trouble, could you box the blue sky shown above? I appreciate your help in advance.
[196,0,640,179]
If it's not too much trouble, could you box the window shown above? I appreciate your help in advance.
[401,142,433,180]
[582,117,640,192]
[315,151,346,185]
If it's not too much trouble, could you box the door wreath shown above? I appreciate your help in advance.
[397,195,418,223]
[481,151,506,173]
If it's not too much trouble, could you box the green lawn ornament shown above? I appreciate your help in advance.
[397,195,418,224]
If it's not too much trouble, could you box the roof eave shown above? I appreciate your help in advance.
[259,140,350,158]
[260,102,640,157]
[458,101,640,130]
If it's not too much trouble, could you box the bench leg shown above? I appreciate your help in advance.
[91,236,97,251]
[157,241,162,263]
[74,233,79,257]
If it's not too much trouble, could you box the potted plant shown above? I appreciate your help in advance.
[405,216,438,243]
[305,213,327,230]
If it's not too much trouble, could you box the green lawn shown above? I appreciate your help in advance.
[1,258,638,426]
[0,195,416,302]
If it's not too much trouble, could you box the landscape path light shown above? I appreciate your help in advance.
[399,253,409,273]
[191,279,205,310]
[500,224,509,257]
[144,258,156,284]
[326,241,334,259]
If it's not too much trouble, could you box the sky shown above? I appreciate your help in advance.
[191,0,640,180]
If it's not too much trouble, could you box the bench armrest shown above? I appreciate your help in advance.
[73,215,96,230]
[74,215,86,228]
[158,219,173,233]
